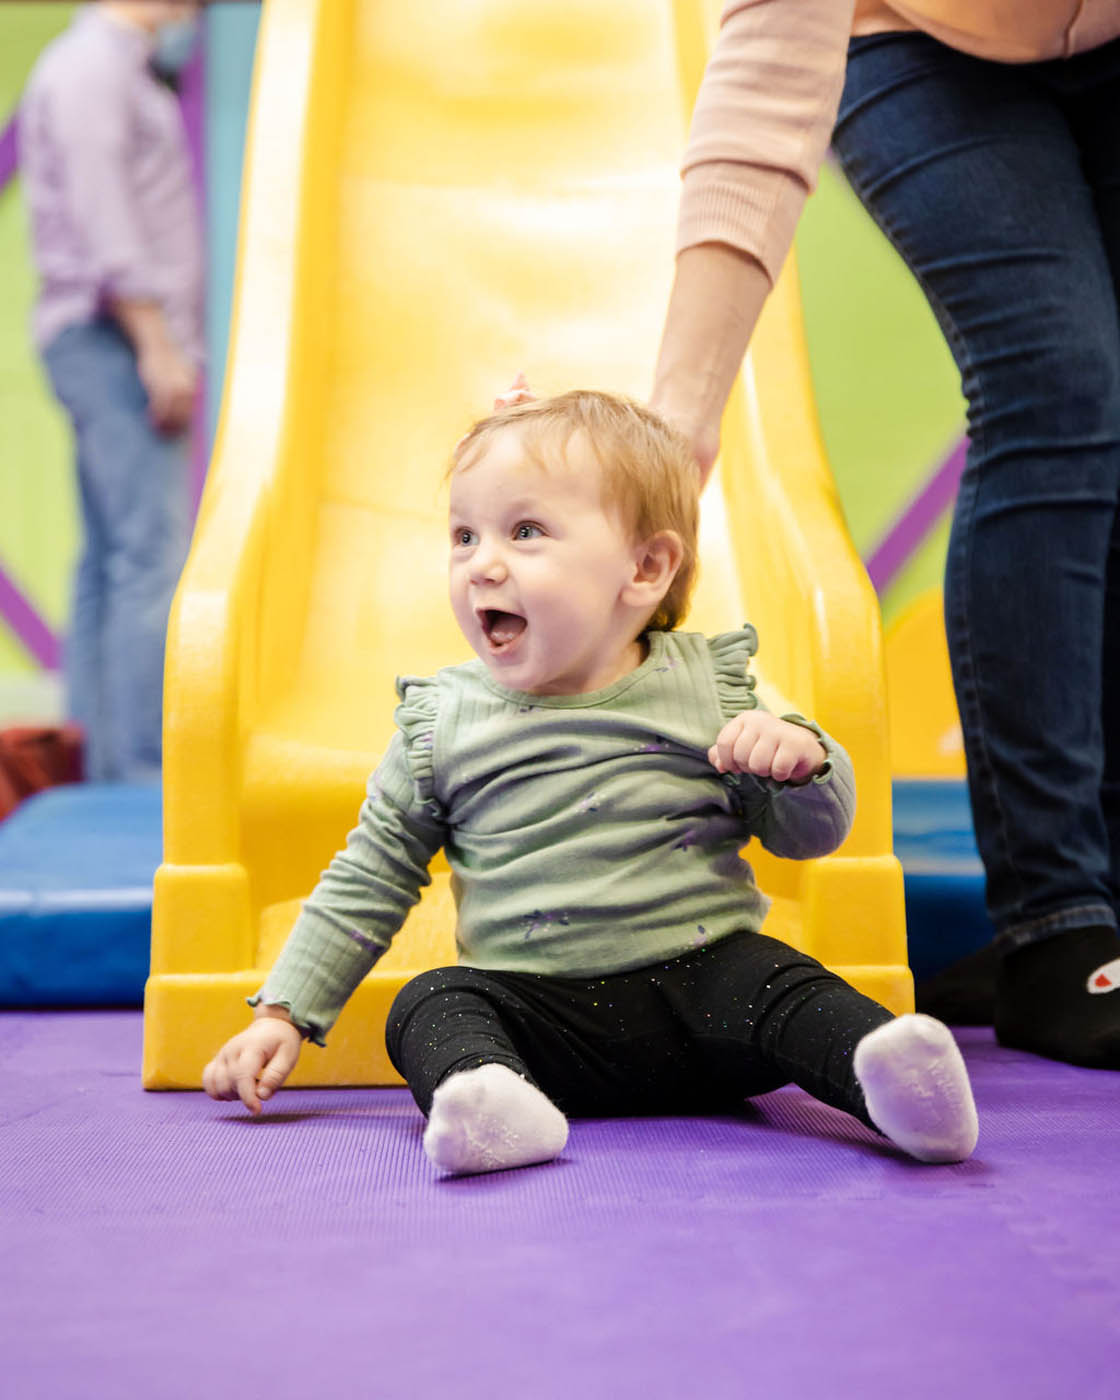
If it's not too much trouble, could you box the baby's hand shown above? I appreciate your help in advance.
[708,711,827,784]
[202,1010,303,1116]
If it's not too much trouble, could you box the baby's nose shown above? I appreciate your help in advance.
[471,541,508,583]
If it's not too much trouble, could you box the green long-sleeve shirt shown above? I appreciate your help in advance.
[252,627,856,1044]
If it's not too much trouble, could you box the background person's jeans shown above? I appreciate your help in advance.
[832,34,1120,951]
[43,318,190,783]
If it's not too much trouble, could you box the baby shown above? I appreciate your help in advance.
[204,390,978,1174]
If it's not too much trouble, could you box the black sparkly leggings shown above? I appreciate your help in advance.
[386,930,894,1127]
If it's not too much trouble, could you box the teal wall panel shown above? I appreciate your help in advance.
[205,3,261,444]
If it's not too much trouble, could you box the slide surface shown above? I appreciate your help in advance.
[144,0,909,1088]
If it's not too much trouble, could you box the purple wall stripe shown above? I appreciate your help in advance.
[0,115,18,191]
[865,436,967,593]
[0,565,60,670]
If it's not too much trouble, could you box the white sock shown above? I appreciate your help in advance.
[853,1014,979,1163]
[423,1063,569,1176]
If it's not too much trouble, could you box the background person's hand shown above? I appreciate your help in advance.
[708,710,827,784]
[202,1012,304,1116]
[137,341,198,436]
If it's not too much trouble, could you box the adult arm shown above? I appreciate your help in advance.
[651,0,855,473]
[651,243,771,479]
[110,298,197,434]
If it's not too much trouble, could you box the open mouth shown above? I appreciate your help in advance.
[479,609,527,650]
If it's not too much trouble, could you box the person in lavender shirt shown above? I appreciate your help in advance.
[20,2,203,782]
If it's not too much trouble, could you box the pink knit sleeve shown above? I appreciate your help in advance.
[677,0,856,282]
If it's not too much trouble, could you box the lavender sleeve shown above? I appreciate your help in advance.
[46,62,161,305]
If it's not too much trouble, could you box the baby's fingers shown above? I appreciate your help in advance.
[708,715,748,773]
[202,1052,239,1103]
[232,1045,271,1116]
[770,730,827,783]
[736,728,779,778]
[768,739,804,783]
[257,1037,301,1104]
[739,732,825,782]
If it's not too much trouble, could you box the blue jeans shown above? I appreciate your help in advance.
[832,34,1120,951]
[43,319,190,782]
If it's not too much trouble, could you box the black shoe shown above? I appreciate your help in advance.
[915,941,999,1025]
[995,925,1120,1068]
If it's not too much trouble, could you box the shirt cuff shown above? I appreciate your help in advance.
[676,160,808,284]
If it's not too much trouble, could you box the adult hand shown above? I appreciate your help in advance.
[493,371,535,411]
[647,395,721,483]
[111,298,199,437]
[202,1012,303,1115]
[650,243,773,485]
[708,710,827,784]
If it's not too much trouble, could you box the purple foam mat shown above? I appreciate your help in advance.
[3,1013,1119,1399]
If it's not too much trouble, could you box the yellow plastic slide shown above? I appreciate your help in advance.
[143,0,910,1089]
[884,587,966,779]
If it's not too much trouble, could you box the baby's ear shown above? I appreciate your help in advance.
[626,530,683,604]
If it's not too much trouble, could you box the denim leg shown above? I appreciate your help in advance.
[43,320,190,782]
[832,36,1120,948]
[66,443,108,779]
[1068,46,1120,914]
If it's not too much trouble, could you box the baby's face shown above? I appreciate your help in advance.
[448,427,644,695]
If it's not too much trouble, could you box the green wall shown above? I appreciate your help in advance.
[0,5,78,694]
[0,3,260,721]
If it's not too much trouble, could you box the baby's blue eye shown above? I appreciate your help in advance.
[454,527,476,547]
[514,522,542,540]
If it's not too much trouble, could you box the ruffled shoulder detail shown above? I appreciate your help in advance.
[708,624,760,721]
[393,673,441,804]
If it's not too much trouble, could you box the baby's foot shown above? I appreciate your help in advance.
[423,1063,569,1176]
[853,1014,979,1163]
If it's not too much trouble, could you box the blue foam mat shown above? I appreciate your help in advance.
[0,779,991,1006]
[0,784,162,1006]
[892,778,994,979]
